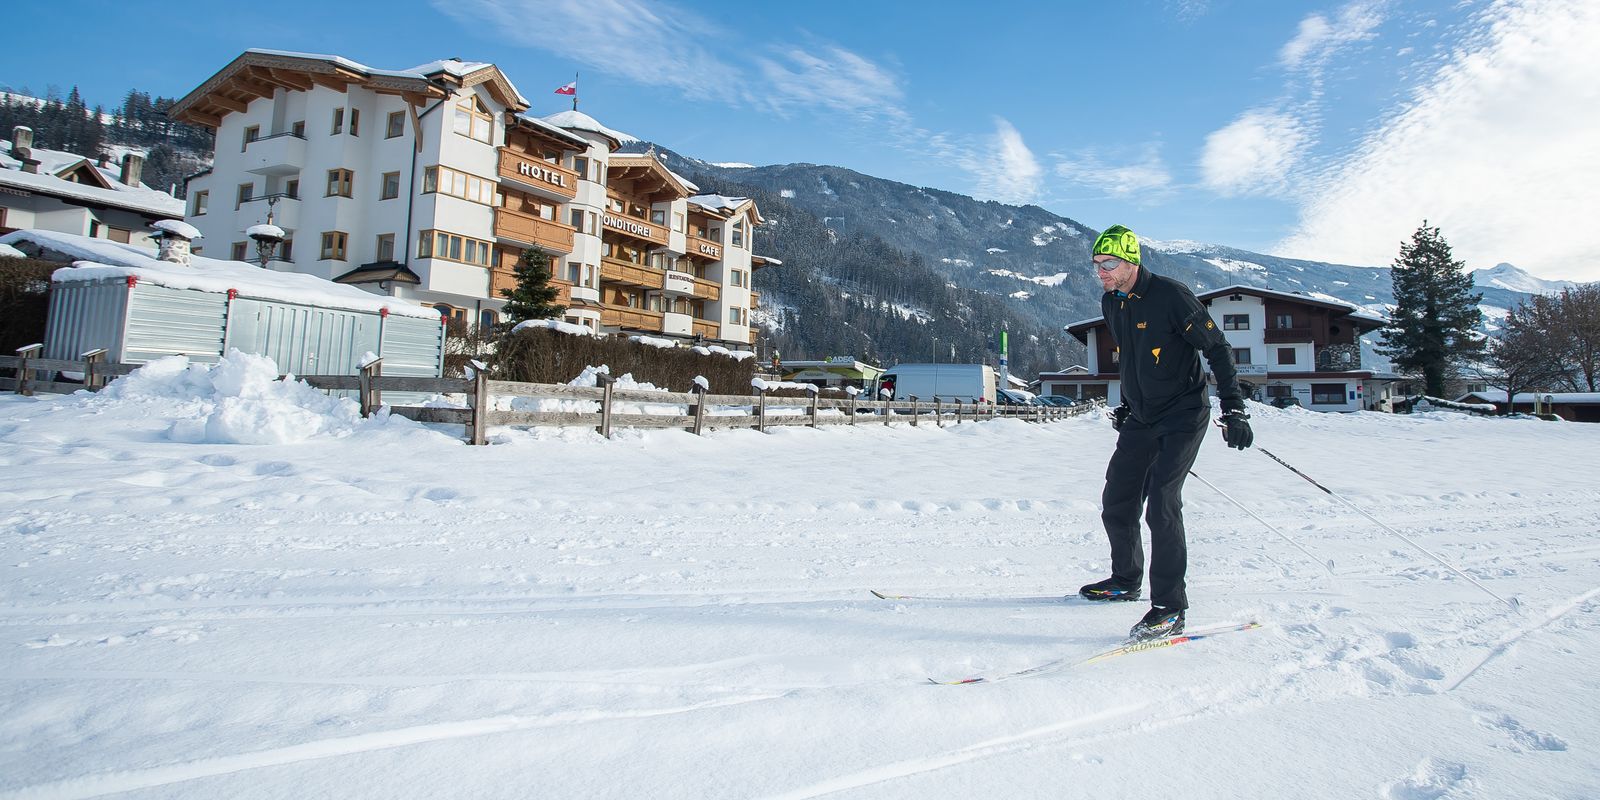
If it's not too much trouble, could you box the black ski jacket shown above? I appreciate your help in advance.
[1102,266,1244,424]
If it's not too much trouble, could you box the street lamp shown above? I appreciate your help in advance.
[245,195,284,268]
[932,336,939,364]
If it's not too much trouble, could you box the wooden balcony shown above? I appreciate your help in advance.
[692,275,720,302]
[497,150,579,200]
[751,290,760,308]
[600,257,664,289]
[687,234,722,260]
[601,193,670,246]
[693,320,720,338]
[495,208,576,253]
[1264,327,1315,343]
[600,305,665,331]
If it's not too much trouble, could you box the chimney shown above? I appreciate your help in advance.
[150,220,200,267]
[120,152,144,187]
[12,126,39,174]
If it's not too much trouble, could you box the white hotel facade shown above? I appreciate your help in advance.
[171,50,768,344]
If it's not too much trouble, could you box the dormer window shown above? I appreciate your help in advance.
[453,96,493,143]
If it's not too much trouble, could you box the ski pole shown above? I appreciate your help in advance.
[1187,469,1340,586]
[1253,444,1520,613]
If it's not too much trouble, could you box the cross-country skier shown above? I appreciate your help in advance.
[1077,224,1255,640]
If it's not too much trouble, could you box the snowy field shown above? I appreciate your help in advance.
[2,355,1598,799]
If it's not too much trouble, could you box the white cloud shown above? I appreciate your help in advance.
[1055,144,1174,199]
[1280,1,1385,71]
[1199,110,1309,196]
[1276,0,1600,280]
[961,118,1041,206]
[755,46,906,121]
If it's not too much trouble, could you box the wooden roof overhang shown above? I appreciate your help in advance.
[423,64,527,113]
[169,51,450,130]
[505,115,589,153]
[607,155,691,202]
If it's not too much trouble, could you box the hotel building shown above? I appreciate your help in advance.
[170,49,768,345]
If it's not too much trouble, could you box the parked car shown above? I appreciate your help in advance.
[873,363,998,404]
[1271,396,1302,408]
[1034,395,1076,408]
[996,388,1044,407]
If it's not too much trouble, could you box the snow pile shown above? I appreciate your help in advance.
[151,219,203,240]
[98,350,385,444]
[510,318,600,337]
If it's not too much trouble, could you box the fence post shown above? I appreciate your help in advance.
[934,397,943,428]
[910,396,919,427]
[15,344,41,396]
[597,372,616,439]
[690,382,708,436]
[882,392,891,426]
[847,388,858,426]
[756,385,769,433]
[358,357,384,418]
[470,368,489,445]
[806,384,819,429]
[81,348,107,391]
[955,399,963,425]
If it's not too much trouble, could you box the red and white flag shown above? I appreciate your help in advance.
[554,81,577,96]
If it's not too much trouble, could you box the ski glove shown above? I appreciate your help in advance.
[1220,409,1253,450]
[1111,404,1131,431]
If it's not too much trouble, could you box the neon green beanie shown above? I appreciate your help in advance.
[1092,224,1141,266]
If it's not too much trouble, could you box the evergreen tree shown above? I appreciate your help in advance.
[500,248,564,323]
[1377,222,1485,397]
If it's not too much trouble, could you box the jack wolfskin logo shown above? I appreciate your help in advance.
[1136,321,1148,329]
[1206,320,1215,330]
[1151,347,1161,364]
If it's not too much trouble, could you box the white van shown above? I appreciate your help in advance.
[874,363,997,404]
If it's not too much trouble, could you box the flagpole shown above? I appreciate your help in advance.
[573,71,579,111]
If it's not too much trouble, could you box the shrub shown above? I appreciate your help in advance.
[0,257,55,354]
[491,325,756,394]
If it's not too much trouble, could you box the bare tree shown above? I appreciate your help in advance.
[1482,298,1566,410]
[1552,285,1600,391]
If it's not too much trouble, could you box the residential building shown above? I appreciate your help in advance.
[1456,390,1600,422]
[170,49,768,345]
[0,127,184,246]
[779,357,885,391]
[1064,285,1400,412]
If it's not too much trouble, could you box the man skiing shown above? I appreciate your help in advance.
[1077,224,1254,640]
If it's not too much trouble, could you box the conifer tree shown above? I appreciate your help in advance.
[500,248,564,323]
[1377,222,1485,398]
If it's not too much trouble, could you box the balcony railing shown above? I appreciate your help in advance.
[687,234,722,260]
[1264,326,1315,343]
[243,132,306,176]
[600,257,664,289]
[494,208,575,253]
[238,193,300,229]
[600,305,666,331]
[497,150,579,200]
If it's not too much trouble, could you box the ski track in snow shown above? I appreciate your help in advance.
[3,370,1599,799]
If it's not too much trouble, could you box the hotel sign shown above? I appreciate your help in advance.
[515,160,567,188]
[603,214,653,238]
[697,242,721,258]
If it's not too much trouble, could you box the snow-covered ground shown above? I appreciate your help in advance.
[2,355,1598,799]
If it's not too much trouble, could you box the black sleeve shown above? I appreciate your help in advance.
[1174,288,1243,402]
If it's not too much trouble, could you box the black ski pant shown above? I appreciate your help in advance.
[1100,407,1209,610]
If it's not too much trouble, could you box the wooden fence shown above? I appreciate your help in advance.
[4,347,1105,445]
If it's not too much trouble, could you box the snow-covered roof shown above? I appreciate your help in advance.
[1200,284,1387,324]
[668,169,699,194]
[688,194,750,213]
[1,229,439,320]
[541,110,638,146]
[510,114,591,149]
[0,242,26,258]
[1461,391,1600,405]
[0,141,183,219]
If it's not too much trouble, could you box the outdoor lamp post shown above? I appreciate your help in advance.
[246,196,285,268]
[932,336,939,364]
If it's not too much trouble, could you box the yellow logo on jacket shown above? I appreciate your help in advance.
[1136,321,1148,329]
[1151,347,1161,364]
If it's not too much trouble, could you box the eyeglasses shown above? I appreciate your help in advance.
[1093,258,1123,273]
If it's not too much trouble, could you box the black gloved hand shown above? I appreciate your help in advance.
[1218,398,1253,450]
[1111,404,1131,431]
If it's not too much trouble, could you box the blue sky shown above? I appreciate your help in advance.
[4,0,1597,280]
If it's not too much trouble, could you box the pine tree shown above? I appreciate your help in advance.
[1377,222,1485,398]
[500,248,564,323]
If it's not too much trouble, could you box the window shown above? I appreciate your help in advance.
[1277,347,1296,365]
[279,237,293,262]
[285,179,299,199]
[192,190,209,216]
[386,110,405,139]
[242,125,259,150]
[479,309,497,329]
[573,156,588,179]
[349,108,360,136]
[1266,385,1292,400]
[291,120,305,137]
[566,262,581,283]
[731,269,745,288]
[453,96,493,143]
[650,208,666,225]
[376,233,395,262]
[1276,314,1294,329]
[331,107,344,135]
[673,212,684,232]
[320,231,349,261]
[231,241,247,261]
[380,171,401,200]
[417,229,493,266]
[1232,348,1252,365]
[647,294,664,312]
[236,182,254,209]
[570,208,585,230]
[326,168,353,198]
[731,223,744,247]
[1223,314,1250,330]
[1312,383,1347,405]
[728,307,747,325]
[421,165,495,205]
